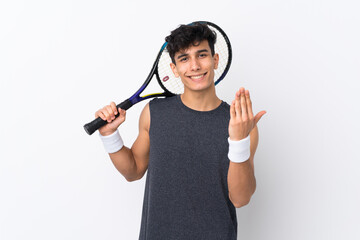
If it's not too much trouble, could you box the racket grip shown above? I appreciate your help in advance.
[83,99,133,135]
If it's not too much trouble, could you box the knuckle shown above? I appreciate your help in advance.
[234,119,242,124]
[106,106,113,114]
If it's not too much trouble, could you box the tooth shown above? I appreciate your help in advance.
[191,74,203,79]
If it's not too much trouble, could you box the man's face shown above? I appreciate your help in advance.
[170,40,219,93]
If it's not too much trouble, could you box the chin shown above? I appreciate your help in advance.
[185,82,214,93]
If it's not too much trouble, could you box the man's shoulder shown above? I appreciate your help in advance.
[221,100,230,109]
[149,95,178,107]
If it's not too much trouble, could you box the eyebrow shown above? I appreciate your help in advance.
[176,49,209,60]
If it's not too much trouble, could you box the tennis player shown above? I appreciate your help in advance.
[95,23,266,239]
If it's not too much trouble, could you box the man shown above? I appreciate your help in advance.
[96,23,266,239]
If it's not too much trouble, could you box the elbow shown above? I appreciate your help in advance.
[233,197,251,208]
[125,173,144,182]
[230,187,256,208]
[124,167,144,182]
[125,177,136,182]
[124,173,139,182]
[125,175,141,182]
[234,188,256,208]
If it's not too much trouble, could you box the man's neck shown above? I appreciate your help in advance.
[180,88,222,112]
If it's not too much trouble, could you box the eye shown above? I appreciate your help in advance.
[199,53,208,58]
[180,57,188,62]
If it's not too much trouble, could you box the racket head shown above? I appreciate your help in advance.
[84,21,232,136]
[155,21,232,95]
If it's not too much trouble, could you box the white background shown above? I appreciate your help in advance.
[1,0,359,239]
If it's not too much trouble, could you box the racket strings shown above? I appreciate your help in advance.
[213,27,230,82]
[157,53,184,94]
[157,24,230,95]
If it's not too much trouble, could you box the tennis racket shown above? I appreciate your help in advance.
[84,21,232,135]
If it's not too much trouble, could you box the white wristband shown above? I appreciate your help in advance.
[228,135,251,163]
[99,130,124,153]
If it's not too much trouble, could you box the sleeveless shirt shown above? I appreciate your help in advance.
[139,95,237,240]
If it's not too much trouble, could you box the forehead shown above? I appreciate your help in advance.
[174,40,211,56]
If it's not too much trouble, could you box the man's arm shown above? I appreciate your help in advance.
[96,102,150,182]
[227,87,266,208]
[110,104,150,181]
[228,125,258,208]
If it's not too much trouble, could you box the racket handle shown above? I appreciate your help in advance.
[83,99,133,135]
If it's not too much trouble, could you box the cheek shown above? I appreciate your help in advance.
[205,62,214,73]
[203,58,213,68]
[177,65,188,77]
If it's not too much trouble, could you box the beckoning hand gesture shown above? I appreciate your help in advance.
[228,87,266,141]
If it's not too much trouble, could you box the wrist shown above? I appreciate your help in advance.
[228,135,251,163]
[99,129,117,137]
[229,135,248,141]
[99,130,124,153]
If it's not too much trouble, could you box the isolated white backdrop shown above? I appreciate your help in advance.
[1,0,359,239]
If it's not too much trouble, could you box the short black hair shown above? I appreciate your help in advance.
[165,22,217,64]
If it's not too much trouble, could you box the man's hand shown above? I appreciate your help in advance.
[95,101,127,136]
[229,87,266,141]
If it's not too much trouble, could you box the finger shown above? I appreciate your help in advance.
[245,90,254,118]
[95,110,106,121]
[240,88,248,119]
[254,111,267,124]
[101,108,110,121]
[111,109,125,126]
[105,105,115,122]
[230,100,236,119]
[110,102,118,115]
[119,108,126,120]
[234,91,241,118]
[111,109,125,125]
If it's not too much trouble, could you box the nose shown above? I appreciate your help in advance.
[190,58,200,71]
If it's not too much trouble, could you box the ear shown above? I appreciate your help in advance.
[170,62,179,78]
[213,53,219,69]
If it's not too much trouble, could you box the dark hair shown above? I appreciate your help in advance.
[165,23,217,64]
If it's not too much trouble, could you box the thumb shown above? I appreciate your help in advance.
[113,109,126,125]
[230,100,236,119]
[254,111,267,124]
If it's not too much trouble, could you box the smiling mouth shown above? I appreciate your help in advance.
[187,72,207,80]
